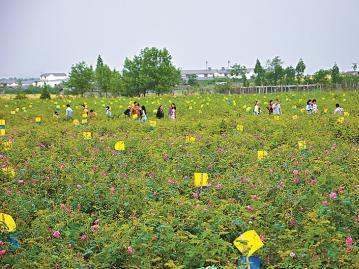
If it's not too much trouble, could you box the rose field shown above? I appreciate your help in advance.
[0,91,358,269]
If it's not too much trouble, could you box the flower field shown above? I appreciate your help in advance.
[0,91,358,268]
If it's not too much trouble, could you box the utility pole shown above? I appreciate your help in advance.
[205,61,208,70]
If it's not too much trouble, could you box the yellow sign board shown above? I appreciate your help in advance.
[0,129,5,136]
[0,119,5,125]
[82,113,88,118]
[3,141,13,150]
[82,119,88,124]
[233,230,264,257]
[0,213,16,232]
[257,150,268,160]
[186,136,196,143]
[298,140,307,150]
[149,120,157,127]
[194,173,208,187]
[115,141,125,151]
[236,124,244,132]
[83,132,92,140]
[73,119,80,126]
[35,117,42,123]
[2,167,15,178]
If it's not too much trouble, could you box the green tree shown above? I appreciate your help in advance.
[67,62,94,96]
[265,56,284,85]
[295,58,306,84]
[313,69,331,84]
[122,47,180,96]
[110,69,122,96]
[96,63,113,96]
[352,63,357,72]
[331,63,340,84]
[284,66,296,85]
[230,64,248,86]
[40,85,51,99]
[254,59,265,85]
[187,74,198,86]
[96,54,103,68]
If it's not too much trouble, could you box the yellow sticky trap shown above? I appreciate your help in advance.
[186,136,196,143]
[233,230,264,257]
[298,140,307,150]
[82,113,88,118]
[132,114,138,119]
[194,173,208,187]
[274,116,280,121]
[73,119,80,126]
[0,119,5,125]
[338,117,345,123]
[257,150,268,160]
[0,213,16,232]
[115,141,125,151]
[292,115,298,120]
[236,124,244,132]
[0,129,6,136]
[149,120,157,127]
[11,111,16,115]
[82,119,88,124]
[2,167,15,178]
[3,141,13,150]
[83,132,92,140]
[344,112,349,117]
[35,117,42,123]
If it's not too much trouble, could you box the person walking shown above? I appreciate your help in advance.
[65,104,73,119]
[273,99,281,115]
[156,105,164,119]
[168,103,176,119]
[141,105,148,122]
[253,101,261,115]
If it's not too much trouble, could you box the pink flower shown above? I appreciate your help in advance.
[127,246,134,254]
[246,205,254,212]
[323,200,329,206]
[94,219,100,225]
[250,194,258,200]
[346,237,353,252]
[293,169,299,175]
[289,252,296,258]
[91,224,99,232]
[332,143,337,149]
[311,178,317,184]
[149,171,155,178]
[60,204,66,209]
[80,234,87,241]
[208,163,214,169]
[215,183,222,190]
[0,249,6,257]
[163,154,169,161]
[293,177,300,184]
[192,193,199,198]
[110,186,116,194]
[268,168,273,174]
[60,163,65,170]
[76,184,82,190]
[0,240,3,246]
[167,179,176,185]
[54,262,60,269]
[329,192,337,200]
[53,230,61,238]
[293,160,299,167]
[259,234,265,242]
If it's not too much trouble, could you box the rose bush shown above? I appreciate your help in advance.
[0,91,358,268]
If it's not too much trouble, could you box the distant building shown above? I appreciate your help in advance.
[342,71,359,75]
[38,73,67,87]
[181,67,254,82]
[0,78,38,88]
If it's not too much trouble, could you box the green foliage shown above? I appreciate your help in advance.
[0,91,358,268]
[295,58,306,83]
[122,47,181,96]
[254,59,265,86]
[40,85,51,99]
[331,63,341,84]
[230,64,248,86]
[67,62,94,96]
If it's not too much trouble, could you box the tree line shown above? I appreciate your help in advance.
[66,47,181,97]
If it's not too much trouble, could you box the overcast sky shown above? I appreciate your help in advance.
[1,0,358,77]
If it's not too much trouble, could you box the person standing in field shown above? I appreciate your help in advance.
[168,103,176,119]
[253,101,261,115]
[105,106,112,118]
[306,100,312,113]
[131,102,141,119]
[141,105,148,122]
[312,99,318,113]
[156,105,164,119]
[273,99,281,115]
[267,100,274,114]
[65,104,73,119]
[334,103,344,115]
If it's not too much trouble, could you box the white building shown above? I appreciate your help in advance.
[181,67,254,82]
[38,73,67,87]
